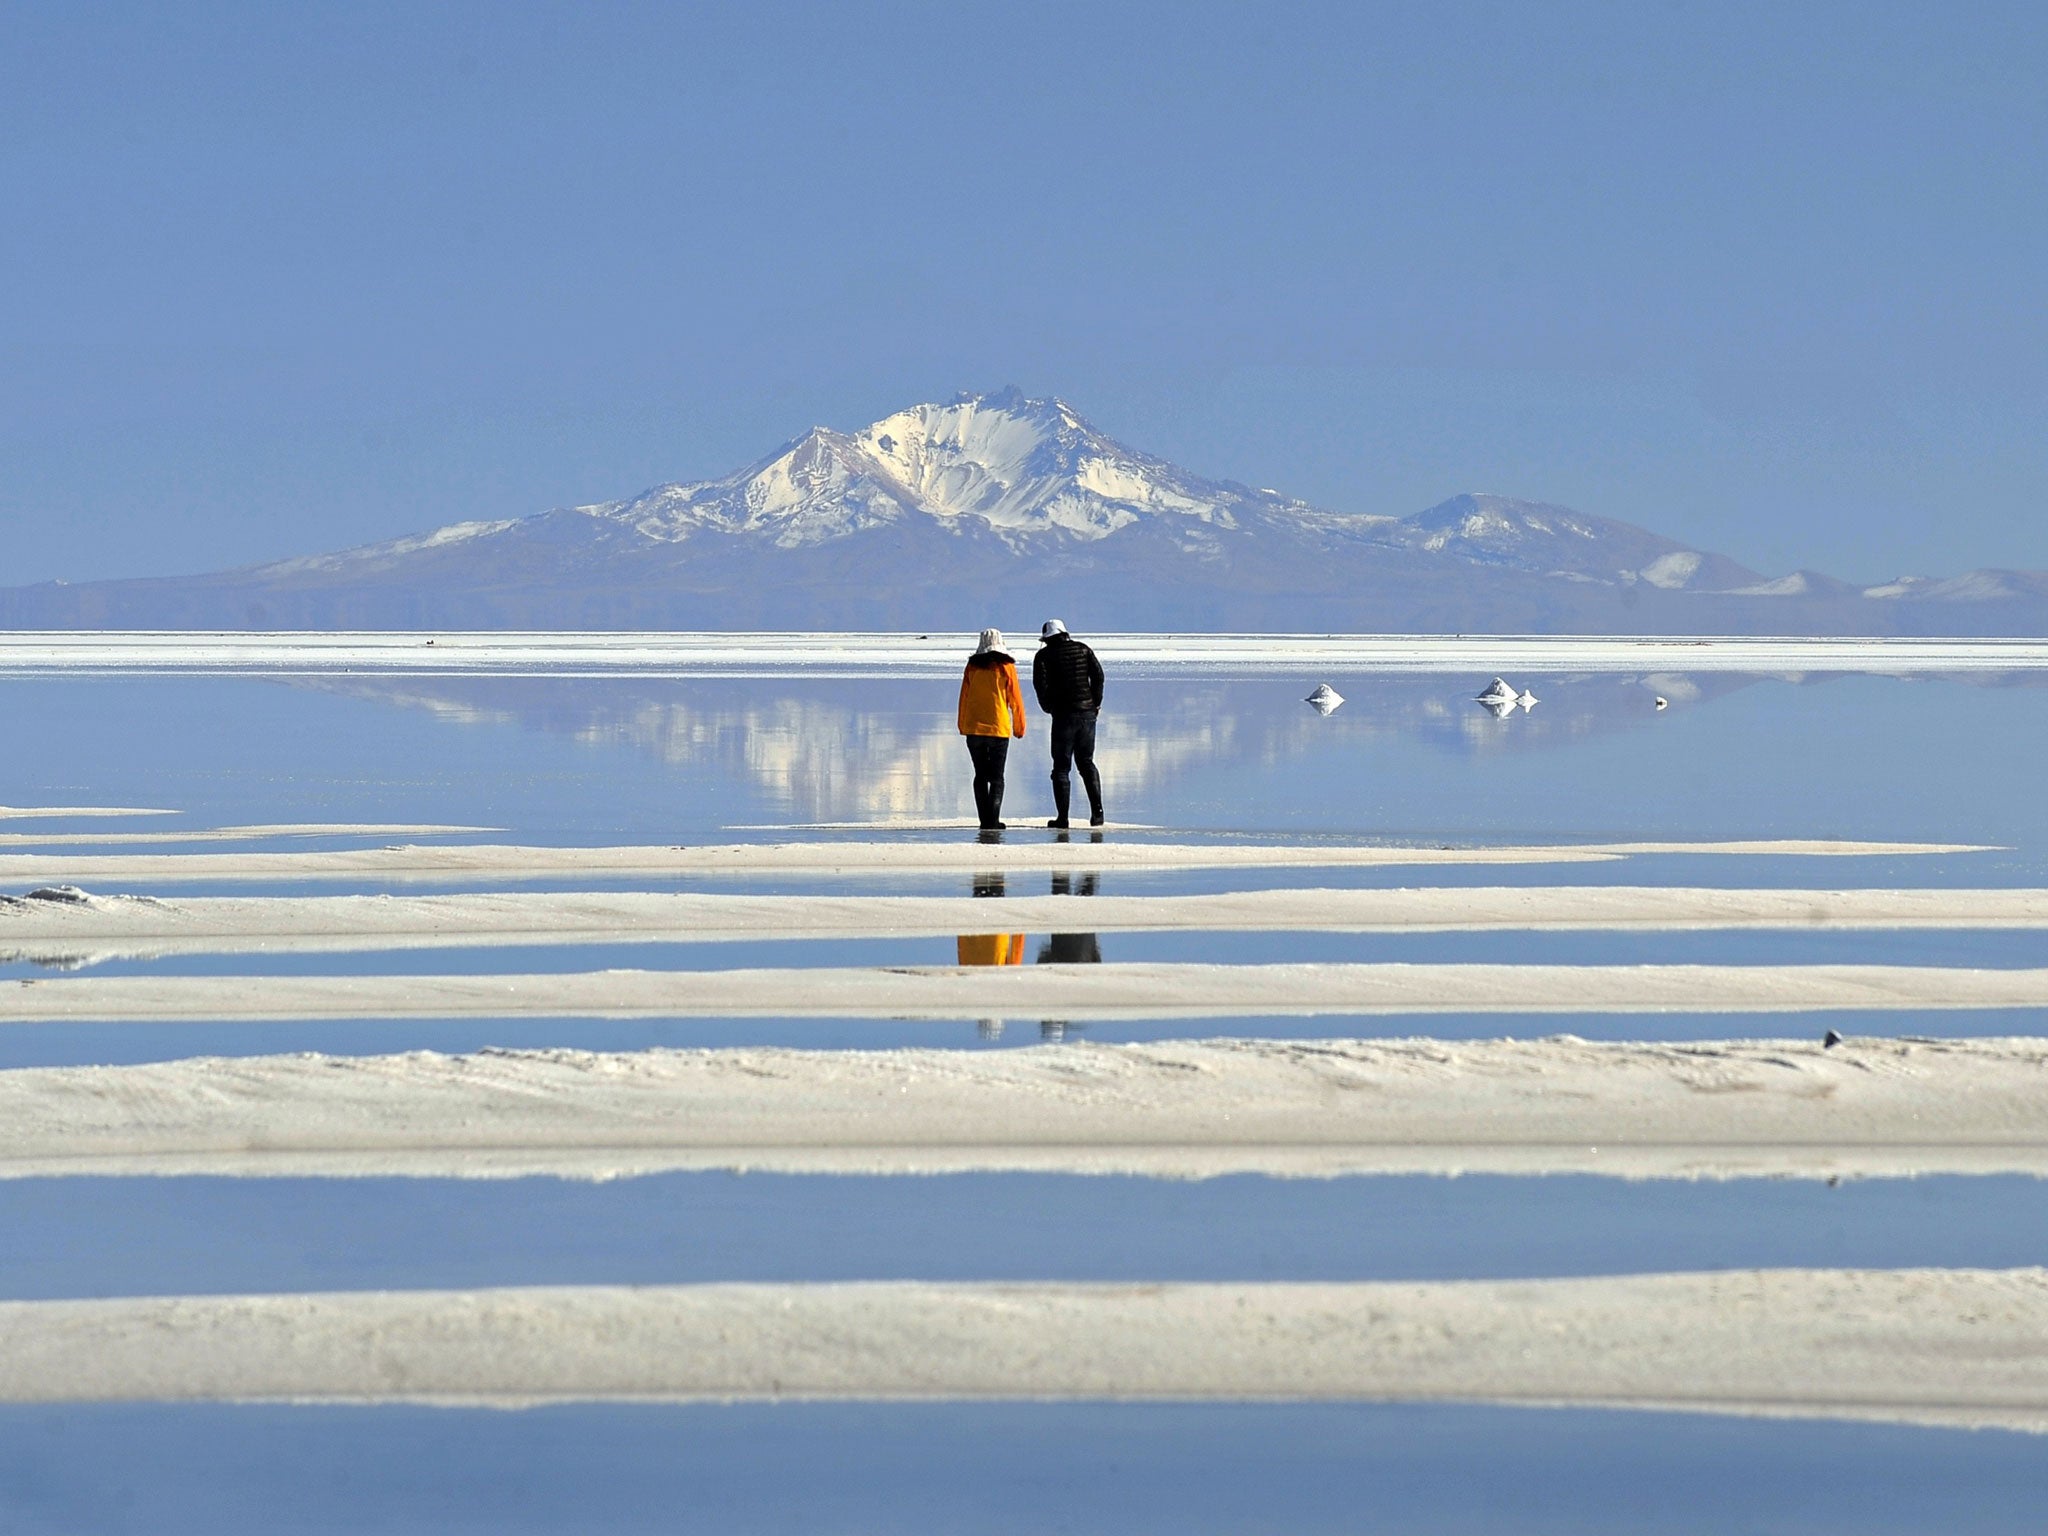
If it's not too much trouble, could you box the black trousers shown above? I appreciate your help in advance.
[1048,710,1102,819]
[965,734,1010,828]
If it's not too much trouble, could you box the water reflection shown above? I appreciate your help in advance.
[954,931,1025,966]
[296,671,1793,823]
[956,869,1023,968]
[953,864,1105,1041]
[958,869,1023,1040]
[1035,868,1101,1042]
[1036,870,1103,965]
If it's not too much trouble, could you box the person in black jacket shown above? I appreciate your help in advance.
[1030,619,1105,828]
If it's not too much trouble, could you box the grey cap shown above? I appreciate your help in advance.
[1041,619,1068,638]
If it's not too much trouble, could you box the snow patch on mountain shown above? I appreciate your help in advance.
[258,519,524,578]
[1732,572,1818,597]
[1866,570,2048,602]
[1393,494,1758,590]
[1640,551,1704,589]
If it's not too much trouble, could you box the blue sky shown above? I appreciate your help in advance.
[5,0,2045,585]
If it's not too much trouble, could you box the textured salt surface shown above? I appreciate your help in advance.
[3,1271,2045,1429]
[3,1035,2042,1181]
[3,886,2044,962]
[0,837,1985,886]
[7,959,2047,1026]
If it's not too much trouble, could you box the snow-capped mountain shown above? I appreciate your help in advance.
[244,391,1744,590]
[1397,494,1761,590]
[264,388,1357,574]
[5,389,2044,633]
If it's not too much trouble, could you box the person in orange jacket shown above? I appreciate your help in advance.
[957,627,1026,830]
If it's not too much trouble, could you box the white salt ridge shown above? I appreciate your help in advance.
[6,959,2048,1025]
[4,1271,2046,1429]
[0,836,1985,887]
[5,886,2047,964]
[3,1035,2045,1183]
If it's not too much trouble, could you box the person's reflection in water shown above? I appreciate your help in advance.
[1049,869,1098,902]
[1038,869,1102,962]
[1037,868,1102,1040]
[957,869,1025,967]
[957,930,1026,965]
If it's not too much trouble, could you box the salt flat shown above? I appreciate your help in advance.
[4,1271,2045,1430]
[5,630,2048,676]
[3,1035,2043,1181]
[0,836,1983,886]
[7,958,2046,1025]
[3,885,2044,962]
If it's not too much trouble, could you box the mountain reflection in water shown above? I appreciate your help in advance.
[295,672,1768,823]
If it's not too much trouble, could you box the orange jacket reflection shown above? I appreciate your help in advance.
[956,932,1027,965]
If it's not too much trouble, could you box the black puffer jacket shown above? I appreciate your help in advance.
[1032,634,1104,715]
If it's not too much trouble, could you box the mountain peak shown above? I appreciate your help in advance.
[1401,493,1764,590]
[1407,493,1592,535]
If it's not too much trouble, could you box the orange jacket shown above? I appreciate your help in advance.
[957,654,1026,738]
[957,932,1026,965]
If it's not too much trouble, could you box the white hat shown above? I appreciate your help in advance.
[975,628,1005,655]
[1041,618,1068,638]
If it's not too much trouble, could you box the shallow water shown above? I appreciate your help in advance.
[5,661,2048,1529]
[5,669,2047,855]
[4,1402,2045,1536]
[4,1172,2045,1300]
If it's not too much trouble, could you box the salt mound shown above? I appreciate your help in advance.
[1475,676,1517,705]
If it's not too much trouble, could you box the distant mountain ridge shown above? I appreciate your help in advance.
[7,389,2046,633]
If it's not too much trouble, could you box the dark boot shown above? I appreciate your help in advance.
[1047,775,1070,829]
[1080,762,1103,827]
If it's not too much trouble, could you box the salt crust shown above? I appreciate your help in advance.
[5,958,2047,1026]
[2,885,2043,962]
[2,1271,2046,1430]
[3,1034,2045,1182]
[5,631,2048,677]
[0,836,1989,886]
